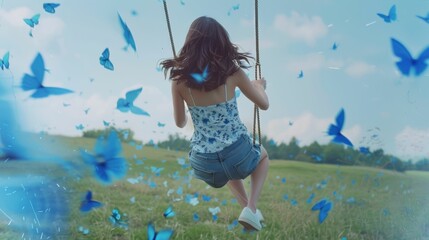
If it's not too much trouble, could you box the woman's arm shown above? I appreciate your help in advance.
[171,82,188,128]
[235,69,269,110]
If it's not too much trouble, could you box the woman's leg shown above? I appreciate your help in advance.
[227,180,248,208]
[248,145,269,213]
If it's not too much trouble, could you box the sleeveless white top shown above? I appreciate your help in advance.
[187,85,248,153]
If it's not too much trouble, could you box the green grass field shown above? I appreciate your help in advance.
[1,135,429,240]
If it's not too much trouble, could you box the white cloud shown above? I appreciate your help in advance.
[18,85,184,143]
[32,15,65,49]
[287,53,325,72]
[274,12,328,45]
[0,7,33,28]
[0,7,65,53]
[266,112,362,146]
[345,61,376,78]
[239,18,254,28]
[236,38,275,53]
[395,126,429,160]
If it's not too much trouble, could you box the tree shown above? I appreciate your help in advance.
[157,133,190,152]
[306,141,323,162]
[323,143,348,165]
[415,158,429,171]
[285,137,300,159]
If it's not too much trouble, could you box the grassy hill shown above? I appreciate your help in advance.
[1,135,428,240]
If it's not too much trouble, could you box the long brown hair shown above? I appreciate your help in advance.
[160,16,253,91]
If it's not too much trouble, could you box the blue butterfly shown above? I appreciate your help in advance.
[297,70,303,78]
[377,5,396,23]
[84,108,90,114]
[235,89,241,98]
[311,199,332,223]
[176,186,183,195]
[0,52,9,70]
[163,206,175,218]
[43,3,60,14]
[157,122,166,127]
[306,193,315,204]
[109,208,120,222]
[227,4,240,16]
[103,120,110,127]
[109,208,128,229]
[99,48,114,71]
[190,65,209,84]
[327,108,353,147]
[180,0,185,5]
[202,194,211,202]
[21,53,73,98]
[227,219,239,230]
[332,42,338,50]
[117,87,150,116]
[80,131,127,184]
[147,222,173,240]
[75,124,84,130]
[118,13,137,52]
[359,147,370,155]
[417,13,429,24]
[193,213,199,222]
[122,130,129,139]
[151,166,164,176]
[78,226,90,235]
[23,14,40,28]
[80,191,103,212]
[391,38,429,76]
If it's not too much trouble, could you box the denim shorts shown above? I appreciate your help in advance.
[189,134,261,188]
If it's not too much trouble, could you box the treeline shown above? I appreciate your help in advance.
[83,127,140,144]
[154,134,429,173]
[81,129,429,172]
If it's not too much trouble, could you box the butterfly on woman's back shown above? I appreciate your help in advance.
[190,65,209,84]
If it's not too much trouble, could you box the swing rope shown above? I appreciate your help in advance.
[253,0,262,146]
[162,0,262,146]
[163,0,177,58]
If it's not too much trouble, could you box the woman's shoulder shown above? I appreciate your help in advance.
[230,68,246,77]
[171,80,189,99]
[228,68,247,86]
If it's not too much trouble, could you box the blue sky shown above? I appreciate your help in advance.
[0,0,428,160]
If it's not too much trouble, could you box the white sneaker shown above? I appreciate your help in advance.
[238,207,262,231]
[256,209,264,222]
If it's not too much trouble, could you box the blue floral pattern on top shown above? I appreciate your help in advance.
[188,90,248,153]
